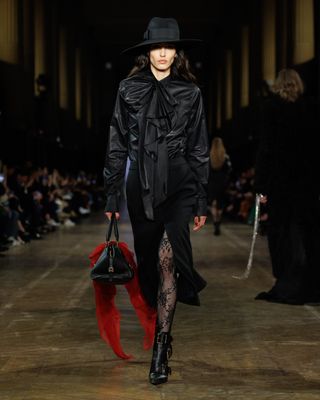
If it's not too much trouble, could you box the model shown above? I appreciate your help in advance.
[104,17,210,385]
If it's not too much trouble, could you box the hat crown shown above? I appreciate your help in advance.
[121,16,201,55]
[143,17,180,42]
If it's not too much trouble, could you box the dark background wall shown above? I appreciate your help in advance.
[0,0,318,179]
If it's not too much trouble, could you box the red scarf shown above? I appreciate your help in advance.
[89,241,157,359]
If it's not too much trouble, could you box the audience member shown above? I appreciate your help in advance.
[0,162,104,251]
[254,68,320,305]
[207,137,232,235]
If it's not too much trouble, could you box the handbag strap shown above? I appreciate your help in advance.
[106,212,119,242]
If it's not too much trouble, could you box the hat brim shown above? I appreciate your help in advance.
[121,38,203,55]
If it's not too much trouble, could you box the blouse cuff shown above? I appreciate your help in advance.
[194,197,208,217]
[104,193,119,213]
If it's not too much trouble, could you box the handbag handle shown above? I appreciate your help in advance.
[106,212,119,242]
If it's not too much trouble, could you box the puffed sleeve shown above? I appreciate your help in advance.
[186,88,210,216]
[103,84,129,212]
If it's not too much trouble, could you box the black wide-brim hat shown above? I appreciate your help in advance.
[121,17,202,55]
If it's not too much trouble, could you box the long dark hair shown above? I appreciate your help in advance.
[127,48,197,83]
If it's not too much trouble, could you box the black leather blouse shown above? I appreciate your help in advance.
[103,69,210,220]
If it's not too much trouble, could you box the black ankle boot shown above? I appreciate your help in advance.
[149,332,173,385]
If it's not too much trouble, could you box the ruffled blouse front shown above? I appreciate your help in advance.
[104,69,209,220]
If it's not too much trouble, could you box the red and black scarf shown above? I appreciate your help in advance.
[89,241,157,359]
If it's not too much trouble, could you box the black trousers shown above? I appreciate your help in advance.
[126,157,206,308]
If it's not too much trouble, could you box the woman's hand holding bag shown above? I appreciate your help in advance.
[90,213,134,284]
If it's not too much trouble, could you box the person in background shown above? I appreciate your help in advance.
[254,68,320,305]
[208,137,232,235]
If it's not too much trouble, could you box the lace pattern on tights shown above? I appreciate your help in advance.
[157,232,177,333]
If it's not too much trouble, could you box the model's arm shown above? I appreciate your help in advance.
[186,88,210,221]
[103,86,128,217]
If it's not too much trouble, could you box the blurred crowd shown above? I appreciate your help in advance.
[0,157,264,254]
[207,163,268,234]
[0,161,105,252]
[223,166,256,223]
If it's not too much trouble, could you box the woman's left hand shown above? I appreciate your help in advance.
[193,216,207,231]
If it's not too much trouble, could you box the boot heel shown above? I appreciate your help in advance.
[149,332,173,385]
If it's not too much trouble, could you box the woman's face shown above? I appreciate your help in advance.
[149,43,177,73]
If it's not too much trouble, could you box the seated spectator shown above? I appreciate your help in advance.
[0,160,105,251]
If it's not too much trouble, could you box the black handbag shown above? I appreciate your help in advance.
[90,214,134,284]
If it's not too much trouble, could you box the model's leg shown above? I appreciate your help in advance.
[126,168,164,309]
[211,199,222,235]
[149,232,176,385]
[157,232,177,332]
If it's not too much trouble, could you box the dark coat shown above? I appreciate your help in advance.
[254,93,320,304]
[208,155,232,206]
[254,93,318,200]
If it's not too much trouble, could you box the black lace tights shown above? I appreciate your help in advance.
[157,232,177,333]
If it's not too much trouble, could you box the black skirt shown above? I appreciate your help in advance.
[126,157,207,308]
